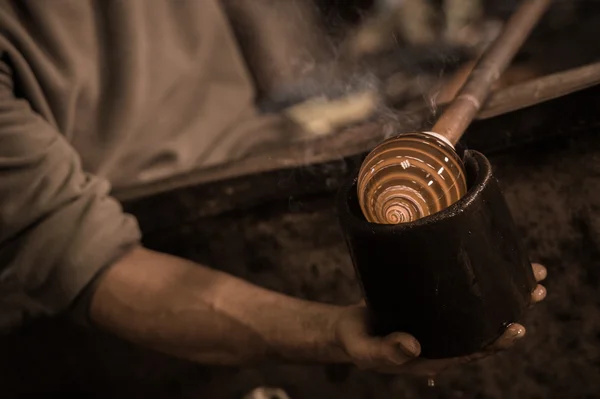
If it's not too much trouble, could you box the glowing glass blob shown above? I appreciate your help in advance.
[357,131,468,225]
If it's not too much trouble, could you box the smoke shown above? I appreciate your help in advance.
[223,0,488,202]
[229,0,598,211]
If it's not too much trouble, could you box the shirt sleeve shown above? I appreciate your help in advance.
[0,58,142,331]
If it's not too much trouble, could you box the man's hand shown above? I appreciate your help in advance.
[334,263,547,376]
[89,247,545,374]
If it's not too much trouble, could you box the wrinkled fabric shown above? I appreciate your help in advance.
[0,0,282,331]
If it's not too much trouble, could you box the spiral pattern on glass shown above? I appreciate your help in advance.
[357,132,468,225]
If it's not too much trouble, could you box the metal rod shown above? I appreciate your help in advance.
[432,0,552,145]
[477,61,600,119]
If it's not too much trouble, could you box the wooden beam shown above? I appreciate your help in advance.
[122,83,600,236]
[114,62,600,203]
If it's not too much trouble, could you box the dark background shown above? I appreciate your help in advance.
[2,1,600,398]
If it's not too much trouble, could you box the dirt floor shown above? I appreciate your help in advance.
[2,120,599,398]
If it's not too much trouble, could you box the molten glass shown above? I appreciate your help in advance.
[357,131,467,225]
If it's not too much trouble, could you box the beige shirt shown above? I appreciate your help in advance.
[0,0,284,329]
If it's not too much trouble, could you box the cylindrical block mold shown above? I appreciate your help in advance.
[337,150,537,359]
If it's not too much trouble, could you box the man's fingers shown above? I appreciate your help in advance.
[490,323,526,351]
[531,284,547,303]
[532,263,547,282]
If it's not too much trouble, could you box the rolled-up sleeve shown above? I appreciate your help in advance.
[0,59,142,331]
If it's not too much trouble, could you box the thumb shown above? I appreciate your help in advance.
[381,332,422,364]
[352,334,419,370]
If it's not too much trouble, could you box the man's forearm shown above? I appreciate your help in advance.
[89,246,351,365]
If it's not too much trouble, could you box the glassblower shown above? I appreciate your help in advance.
[337,0,552,359]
